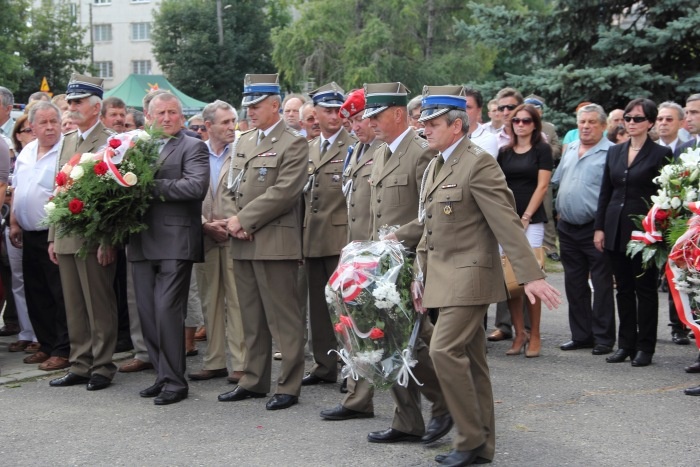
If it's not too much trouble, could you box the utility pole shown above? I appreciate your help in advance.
[216,0,224,47]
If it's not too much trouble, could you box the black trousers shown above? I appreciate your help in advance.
[22,230,69,357]
[607,249,658,354]
[558,220,616,346]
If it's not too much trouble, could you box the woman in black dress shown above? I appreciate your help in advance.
[594,98,672,367]
[497,104,553,357]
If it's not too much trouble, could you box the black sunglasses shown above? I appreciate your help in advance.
[18,128,33,134]
[623,115,647,123]
[511,118,533,125]
[190,125,207,132]
[497,104,517,112]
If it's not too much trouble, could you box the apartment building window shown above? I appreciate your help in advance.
[131,0,150,3]
[132,60,152,75]
[94,0,111,4]
[93,24,112,42]
[131,23,152,41]
[95,61,113,79]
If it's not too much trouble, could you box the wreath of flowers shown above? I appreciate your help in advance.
[44,129,162,256]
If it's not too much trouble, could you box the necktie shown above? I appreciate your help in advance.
[258,131,265,146]
[320,139,330,158]
[384,145,392,164]
[357,143,366,162]
[433,154,444,181]
[76,134,84,152]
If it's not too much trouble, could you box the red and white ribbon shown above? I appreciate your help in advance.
[102,147,131,187]
[328,256,378,302]
[665,262,700,348]
[630,205,664,244]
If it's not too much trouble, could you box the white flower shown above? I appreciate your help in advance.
[137,130,151,142]
[123,172,138,186]
[80,152,96,163]
[325,285,335,304]
[680,147,700,167]
[685,188,698,203]
[671,197,682,209]
[372,281,401,309]
[651,189,671,209]
[70,165,85,180]
[44,201,56,214]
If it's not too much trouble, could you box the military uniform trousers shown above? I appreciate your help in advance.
[234,259,305,396]
[306,255,340,382]
[132,259,193,394]
[195,243,246,371]
[430,304,495,460]
[57,253,118,379]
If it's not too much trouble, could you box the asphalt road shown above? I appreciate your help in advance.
[1,269,699,466]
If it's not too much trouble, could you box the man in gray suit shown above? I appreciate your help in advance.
[129,93,209,405]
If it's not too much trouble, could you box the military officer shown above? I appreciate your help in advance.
[218,74,308,411]
[358,83,452,446]
[416,85,560,466]
[300,82,356,386]
[47,74,119,391]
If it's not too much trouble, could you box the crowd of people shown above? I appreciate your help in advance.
[0,72,698,466]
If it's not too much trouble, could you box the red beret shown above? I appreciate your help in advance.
[339,89,365,119]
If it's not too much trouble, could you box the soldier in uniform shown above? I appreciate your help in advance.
[218,74,308,410]
[359,83,452,446]
[320,89,381,420]
[416,85,560,465]
[47,74,119,390]
[300,82,356,386]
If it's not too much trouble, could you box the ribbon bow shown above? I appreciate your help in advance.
[630,205,665,245]
[395,348,422,388]
[328,257,379,302]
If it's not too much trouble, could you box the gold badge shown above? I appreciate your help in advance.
[443,204,453,215]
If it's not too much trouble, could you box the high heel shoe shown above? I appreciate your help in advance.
[525,336,541,358]
[506,334,529,356]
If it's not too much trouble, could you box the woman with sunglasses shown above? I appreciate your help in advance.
[594,98,672,367]
[497,104,553,357]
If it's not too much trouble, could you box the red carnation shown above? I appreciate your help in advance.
[334,323,345,333]
[340,315,353,327]
[94,161,108,175]
[368,327,384,340]
[55,172,67,186]
[655,209,669,221]
[68,198,84,214]
[108,138,122,149]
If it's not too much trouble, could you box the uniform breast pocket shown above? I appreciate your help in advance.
[250,157,279,186]
[436,188,464,223]
[324,164,344,189]
[383,173,408,206]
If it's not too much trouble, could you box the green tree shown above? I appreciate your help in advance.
[152,0,289,107]
[457,0,700,128]
[16,2,91,101]
[0,0,29,92]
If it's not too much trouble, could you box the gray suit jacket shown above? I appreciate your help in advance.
[128,130,210,262]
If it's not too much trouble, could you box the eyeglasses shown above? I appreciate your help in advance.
[511,118,533,125]
[623,115,647,123]
[656,116,676,123]
[498,104,517,112]
[17,128,32,134]
[124,123,135,129]
[190,125,207,132]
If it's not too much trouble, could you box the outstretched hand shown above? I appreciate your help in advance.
[524,279,561,310]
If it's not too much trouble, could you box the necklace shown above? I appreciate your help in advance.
[631,146,641,151]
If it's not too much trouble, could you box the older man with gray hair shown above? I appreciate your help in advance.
[188,99,247,384]
[554,103,616,355]
[656,101,687,153]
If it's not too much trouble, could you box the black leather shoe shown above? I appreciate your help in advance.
[266,393,298,410]
[301,373,334,386]
[49,372,90,387]
[421,413,453,444]
[437,445,487,466]
[547,252,560,262]
[139,382,164,398]
[684,385,700,396]
[684,361,700,373]
[154,390,188,405]
[672,331,690,345]
[591,344,613,355]
[436,451,491,464]
[367,428,421,443]
[560,340,594,351]
[86,374,111,391]
[631,350,653,367]
[320,404,374,420]
[218,385,266,402]
[606,348,634,363]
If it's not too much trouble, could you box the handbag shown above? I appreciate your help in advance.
[501,247,545,298]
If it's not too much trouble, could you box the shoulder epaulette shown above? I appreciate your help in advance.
[64,129,78,136]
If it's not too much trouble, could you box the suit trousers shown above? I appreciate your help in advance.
[430,304,495,460]
[390,317,449,435]
[342,377,374,414]
[132,259,193,393]
[607,250,658,354]
[195,244,246,371]
[58,253,118,379]
[234,259,304,396]
[558,220,615,346]
[667,282,687,334]
[0,232,19,328]
[126,260,149,362]
[4,229,34,341]
[22,230,69,357]
[306,256,340,381]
